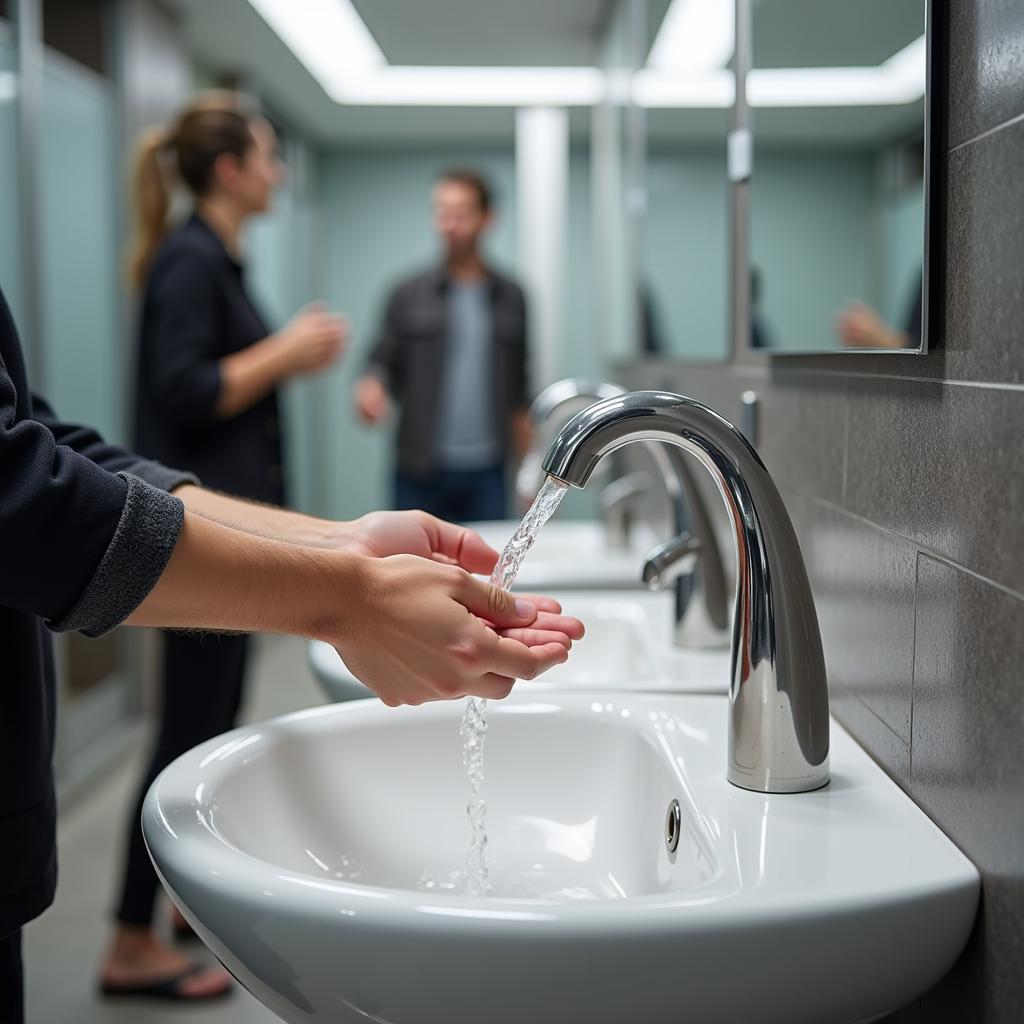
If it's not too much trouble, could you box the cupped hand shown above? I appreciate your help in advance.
[334,555,577,706]
[339,514,585,649]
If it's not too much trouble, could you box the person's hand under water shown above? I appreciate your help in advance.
[335,553,580,706]
[339,509,585,655]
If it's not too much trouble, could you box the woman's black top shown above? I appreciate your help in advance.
[134,214,285,504]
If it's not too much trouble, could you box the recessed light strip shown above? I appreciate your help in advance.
[247,0,385,96]
[647,0,734,72]
[245,1,923,110]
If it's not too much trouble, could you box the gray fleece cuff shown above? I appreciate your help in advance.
[120,458,199,494]
[50,473,185,638]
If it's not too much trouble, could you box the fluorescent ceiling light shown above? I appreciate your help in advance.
[647,0,734,71]
[748,65,922,107]
[636,34,926,108]
[247,0,385,96]
[632,68,733,108]
[329,66,605,107]
[245,1,923,111]
[883,33,927,90]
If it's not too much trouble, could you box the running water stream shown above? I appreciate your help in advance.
[459,477,568,895]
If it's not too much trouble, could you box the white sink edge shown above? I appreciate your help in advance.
[146,691,980,922]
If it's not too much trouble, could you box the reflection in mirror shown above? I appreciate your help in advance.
[747,0,927,353]
[638,0,732,361]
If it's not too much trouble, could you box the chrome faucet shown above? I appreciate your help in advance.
[542,390,830,794]
[516,379,630,544]
[520,380,730,648]
[640,443,731,649]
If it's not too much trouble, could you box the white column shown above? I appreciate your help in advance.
[515,106,568,392]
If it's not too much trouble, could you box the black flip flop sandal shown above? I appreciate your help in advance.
[99,964,233,1002]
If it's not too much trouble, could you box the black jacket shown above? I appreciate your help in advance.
[0,289,189,935]
[134,215,285,504]
[364,265,529,478]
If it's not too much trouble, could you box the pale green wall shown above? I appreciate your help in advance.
[643,151,730,360]
[0,30,24,330]
[38,54,122,441]
[643,149,874,357]
[876,185,924,328]
[751,152,872,353]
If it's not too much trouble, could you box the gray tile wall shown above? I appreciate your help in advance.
[619,3,1024,1018]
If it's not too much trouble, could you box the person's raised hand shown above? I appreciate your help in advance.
[354,376,392,425]
[281,302,348,374]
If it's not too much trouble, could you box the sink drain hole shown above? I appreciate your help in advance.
[665,799,681,853]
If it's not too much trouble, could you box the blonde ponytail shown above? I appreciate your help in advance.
[128,127,173,290]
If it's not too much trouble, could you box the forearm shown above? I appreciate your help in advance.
[215,334,292,419]
[124,509,360,639]
[173,483,349,548]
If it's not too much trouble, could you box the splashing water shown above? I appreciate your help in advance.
[458,477,568,896]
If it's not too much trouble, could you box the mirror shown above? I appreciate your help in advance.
[637,0,733,361]
[746,0,929,354]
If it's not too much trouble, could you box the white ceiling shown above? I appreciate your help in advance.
[349,0,610,67]
[182,0,926,147]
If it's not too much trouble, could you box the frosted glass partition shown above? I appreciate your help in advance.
[38,52,122,441]
[0,26,23,327]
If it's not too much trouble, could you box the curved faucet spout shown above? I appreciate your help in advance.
[542,390,830,794]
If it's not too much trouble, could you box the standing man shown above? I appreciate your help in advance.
[354,168,533,523]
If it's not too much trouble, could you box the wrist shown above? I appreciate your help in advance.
[266,330,296,377]
[302,549,373,644]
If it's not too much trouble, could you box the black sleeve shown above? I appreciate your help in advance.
[30,392,199,494]
[145,250,224,432]
[363,286,406,398]
[0,354,184,636]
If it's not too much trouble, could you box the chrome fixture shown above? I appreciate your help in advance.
[641,443,731,649]
[542,390,830,794]
[516,379,630,543]
[521,379,730,648]
[665,798,681,854]
[598,468,651,549]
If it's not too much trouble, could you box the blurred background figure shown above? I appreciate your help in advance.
[836,268,923,349]
[354,169,532,523]
[101,91,346,1003]
[749,265,774,350]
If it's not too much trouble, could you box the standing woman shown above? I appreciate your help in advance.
[99,91,346,1001]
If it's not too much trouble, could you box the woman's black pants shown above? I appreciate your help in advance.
[114,631,249,927]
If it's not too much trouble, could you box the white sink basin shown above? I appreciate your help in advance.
[468,519,658,590]
[309,590,732,702]
[144,691,979,1024]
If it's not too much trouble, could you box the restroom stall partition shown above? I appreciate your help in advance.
[5,0,170,798]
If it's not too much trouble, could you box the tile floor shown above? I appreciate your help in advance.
[24,634,324,1024]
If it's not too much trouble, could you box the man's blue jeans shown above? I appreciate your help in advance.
[395,464,507,524]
